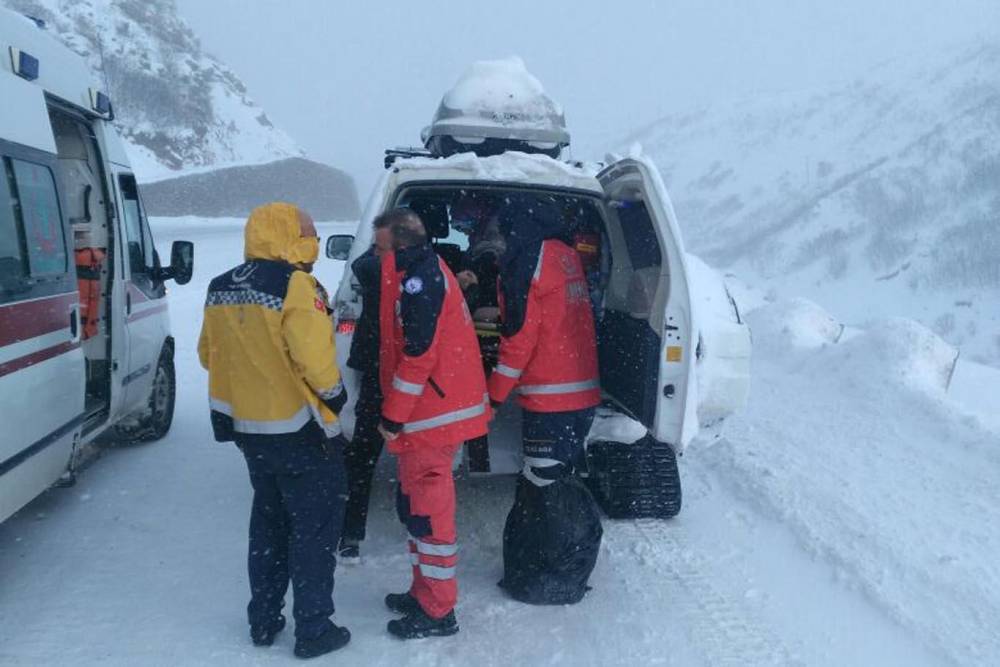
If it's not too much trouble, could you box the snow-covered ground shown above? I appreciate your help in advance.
[0,219,997,665]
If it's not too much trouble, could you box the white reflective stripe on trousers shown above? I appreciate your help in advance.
[403,395,488,434]
[392,375,424,396]
[415,540,459,557]
[494,363,522,379]
[518,379,600,396]
[210,398,316,435]
[419,563,456,580]
[523,456,562,488]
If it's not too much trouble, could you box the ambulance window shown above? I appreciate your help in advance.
[9,159,68,277]
[0,160,27,284]
[119,174,155,278]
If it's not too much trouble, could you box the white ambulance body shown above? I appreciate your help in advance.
[0,11,192,522]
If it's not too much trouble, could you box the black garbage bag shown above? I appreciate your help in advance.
[498,474,603,605]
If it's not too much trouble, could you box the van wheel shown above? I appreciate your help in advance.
[115,350,176,443]
[585,436,682,519]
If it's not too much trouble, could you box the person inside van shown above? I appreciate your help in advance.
[198,202,351,659]
[487,194,604,605]
[449,194,504,323]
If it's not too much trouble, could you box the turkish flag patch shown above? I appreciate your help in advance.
[314,298,326,312]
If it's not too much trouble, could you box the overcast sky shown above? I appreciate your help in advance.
[176,0,999,193]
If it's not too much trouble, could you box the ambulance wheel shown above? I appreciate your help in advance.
[585,436,682,519]
[115,349,176,443]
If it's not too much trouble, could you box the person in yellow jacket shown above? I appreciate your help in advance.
[198,202,351,659]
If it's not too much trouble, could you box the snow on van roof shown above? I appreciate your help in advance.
[392,151,602,191]
[445,56,562,120]
[423,57,570,147]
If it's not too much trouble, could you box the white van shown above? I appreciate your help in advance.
[327,149,751,518]
[0,11,193,523]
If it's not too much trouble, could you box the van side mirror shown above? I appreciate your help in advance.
[326,234,354,261]
[162,240,194,285]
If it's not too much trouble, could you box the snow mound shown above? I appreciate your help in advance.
[444,56,563,123]
[747,298,844,354]
[586,407,647,445]
[835,318,960,394]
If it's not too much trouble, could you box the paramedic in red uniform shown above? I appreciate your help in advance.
[488,194,604,605]
[375,208,490,639]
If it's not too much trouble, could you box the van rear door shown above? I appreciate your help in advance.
[597,156,698,450]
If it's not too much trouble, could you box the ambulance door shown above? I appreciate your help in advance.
[116,172,167,413]
[597,156,699,450]
[0,144,85,521]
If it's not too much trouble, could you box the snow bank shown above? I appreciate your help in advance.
[708,301,1000,664]
[835,318,960,394]
[746,298,844,355]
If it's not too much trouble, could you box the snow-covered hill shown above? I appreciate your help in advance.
[626,40,1000,365]
[2,0,302,178]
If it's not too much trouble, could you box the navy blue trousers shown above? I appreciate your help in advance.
[240,436,346,640]
[522,407,596,481]
[342,375,384,542]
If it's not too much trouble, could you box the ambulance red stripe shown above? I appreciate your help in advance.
[0,292,77,348]
[0,340,80,379]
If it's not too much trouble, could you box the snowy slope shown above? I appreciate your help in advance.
[1,0,302,179]
[0,220,997,665]
[624,40,1000,365]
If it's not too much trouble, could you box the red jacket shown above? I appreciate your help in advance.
[380,244,490,451]
[488,239,601,413]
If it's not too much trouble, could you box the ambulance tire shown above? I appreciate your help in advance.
[585,436,682,519]
[114,349,176,443]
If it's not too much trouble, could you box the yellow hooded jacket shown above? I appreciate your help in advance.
[197,203,345,442]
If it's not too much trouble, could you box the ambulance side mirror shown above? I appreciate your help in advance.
[326,234,354,261]
[165,240,194,285]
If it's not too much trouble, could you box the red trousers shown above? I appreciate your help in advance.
[395,442,460,619]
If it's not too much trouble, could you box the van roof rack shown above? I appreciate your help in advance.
[385,147,434,169]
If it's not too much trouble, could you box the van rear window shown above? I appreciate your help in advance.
[9,159,67,277]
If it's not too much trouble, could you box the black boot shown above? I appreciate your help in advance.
[384,591,421,615]
[387,608,459,639]
[250,615,286,647]
[293,623,351,659]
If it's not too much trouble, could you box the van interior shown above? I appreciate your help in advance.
[47,105,114,425]
[391,184,668,467]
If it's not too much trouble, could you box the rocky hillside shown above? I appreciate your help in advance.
[2,0,301,178]
[626,41,1000,364]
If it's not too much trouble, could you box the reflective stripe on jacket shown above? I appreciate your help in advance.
[379,244,490,450]
[488,239,601,412]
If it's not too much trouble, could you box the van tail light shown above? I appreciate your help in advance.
[336,319,357,335]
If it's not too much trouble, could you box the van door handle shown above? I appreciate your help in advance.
[126,291,132,315]
[69,308,80,341]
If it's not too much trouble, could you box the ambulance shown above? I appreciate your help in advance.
[325,59,751,518]
[0,11,193,522]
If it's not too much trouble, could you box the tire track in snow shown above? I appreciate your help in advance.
[620,519,800,666]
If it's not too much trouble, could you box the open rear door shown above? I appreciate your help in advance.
[597,156,699,450]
